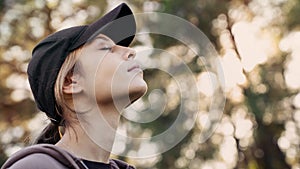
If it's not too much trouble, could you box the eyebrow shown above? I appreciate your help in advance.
[94,36,111,42]
[92,35,116,46]
[86,35,110,45]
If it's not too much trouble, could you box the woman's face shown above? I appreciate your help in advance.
[76,34,147,107]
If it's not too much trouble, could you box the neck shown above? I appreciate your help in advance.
[56,104,121,163]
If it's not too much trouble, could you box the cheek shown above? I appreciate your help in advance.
[91,57,147,104]
[93,59,127,101]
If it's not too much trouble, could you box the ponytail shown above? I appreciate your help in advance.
[33,47,81,145]
[33,123,61,144]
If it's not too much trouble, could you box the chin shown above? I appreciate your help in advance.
[128,81,148,103]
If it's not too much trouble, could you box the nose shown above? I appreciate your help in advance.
[113,45,136,60]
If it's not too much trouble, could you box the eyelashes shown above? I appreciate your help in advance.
[100,47,112,51]
[98,41,114,51]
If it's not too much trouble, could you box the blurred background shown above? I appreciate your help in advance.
[1,0,300,168]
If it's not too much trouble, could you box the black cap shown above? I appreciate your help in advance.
[27,3,136,124]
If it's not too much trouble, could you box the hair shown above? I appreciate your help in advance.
[34,47,82,144]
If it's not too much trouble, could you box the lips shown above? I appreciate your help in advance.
[127,64,141,72]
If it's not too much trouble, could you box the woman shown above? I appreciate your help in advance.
[2,3,147,169]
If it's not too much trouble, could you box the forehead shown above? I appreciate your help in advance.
[90,34,115,45]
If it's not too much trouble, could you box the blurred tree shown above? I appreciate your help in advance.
[128,0,299,169]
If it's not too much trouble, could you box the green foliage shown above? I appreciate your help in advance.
[285,0,300,29]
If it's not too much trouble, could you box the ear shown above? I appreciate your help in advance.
[62,73,83,95]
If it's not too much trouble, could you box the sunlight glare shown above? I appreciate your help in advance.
[221,50,246,91]
[232,21,275,72]
[197,72,217,97]
[293,93,300,108]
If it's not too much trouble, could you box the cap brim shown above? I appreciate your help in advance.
[70,3,136,51]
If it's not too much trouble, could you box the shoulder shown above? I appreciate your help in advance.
[1,144,78,169]
[3,153,67,169]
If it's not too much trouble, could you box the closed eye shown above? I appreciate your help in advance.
[100,47,112,50]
